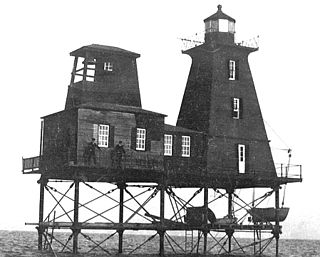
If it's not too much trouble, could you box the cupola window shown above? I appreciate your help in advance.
[104,62,113,71]
[86,58,96,82]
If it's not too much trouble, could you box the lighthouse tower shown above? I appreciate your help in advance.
[177,5,275,181]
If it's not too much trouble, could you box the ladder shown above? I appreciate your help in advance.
[185,230,194,252]
[185,230,202,253]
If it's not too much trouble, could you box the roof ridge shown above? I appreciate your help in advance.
[70,44,140,58]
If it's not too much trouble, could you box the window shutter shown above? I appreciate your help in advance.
[227,60,230,79]
[109,125,115,148]
[235,144,239,171]
[235,60,239,80]
[172,135,176,156]
[131,127,137,150]
[145,129,151,151]
[239,98,243,119]
[245,144,249,172]
[93,124,98,143]
[190,135,194,157]
[231,97,235,118]
[175,135,182,157]
[170,134,175,156]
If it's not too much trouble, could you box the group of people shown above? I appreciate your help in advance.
[84,138,125,168]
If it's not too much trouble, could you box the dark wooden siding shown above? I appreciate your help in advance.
[41,109,78,171]
[206,49,275,176]
[164,131,207,176]
[77,108,136,167]
[66,54,141,109]
[206,137,275,176]
[177,57,212,133]
[178,45,276,178]
[77,108,164,170]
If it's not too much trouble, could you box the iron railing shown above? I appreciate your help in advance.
[22,156,40,174]
[275,163,302,180]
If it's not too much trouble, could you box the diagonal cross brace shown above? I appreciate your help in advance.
[124,187,159,223]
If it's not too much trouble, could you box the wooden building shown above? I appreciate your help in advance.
[40,103,165,173]
[37,43,207,183]
[23,5,302,256]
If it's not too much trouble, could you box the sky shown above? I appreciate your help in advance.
[0,0,320,240]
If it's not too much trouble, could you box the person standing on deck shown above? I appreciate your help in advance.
[87,138,101,165]
[114,141,126,169]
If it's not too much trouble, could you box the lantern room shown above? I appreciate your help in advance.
[204,5,236,44]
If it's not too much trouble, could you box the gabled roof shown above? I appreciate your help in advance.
[70,44,140,58]
[78,102,166,117]
[204,5,236,23]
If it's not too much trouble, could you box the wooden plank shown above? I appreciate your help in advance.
[35,221,275,232]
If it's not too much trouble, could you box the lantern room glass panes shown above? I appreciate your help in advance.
[205,19,235,34]
[182,136,191,157]
[219,19,229,32]
[228,21,235,33]
[136,128,146,151]
[164,134,173,156]
[205,20,219,33]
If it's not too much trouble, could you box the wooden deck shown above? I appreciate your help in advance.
[29,221,276,233]
[22,156,302,189]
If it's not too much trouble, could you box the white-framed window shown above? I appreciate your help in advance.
[93,124,109,147]
[136,128,146,151]
[86,58,96,82]
[232,97,241,119]
[181,136,191,157]
[104,62,113,71]
[238,144,246,174]
[164,134,173,156]
[228,60,236,80]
